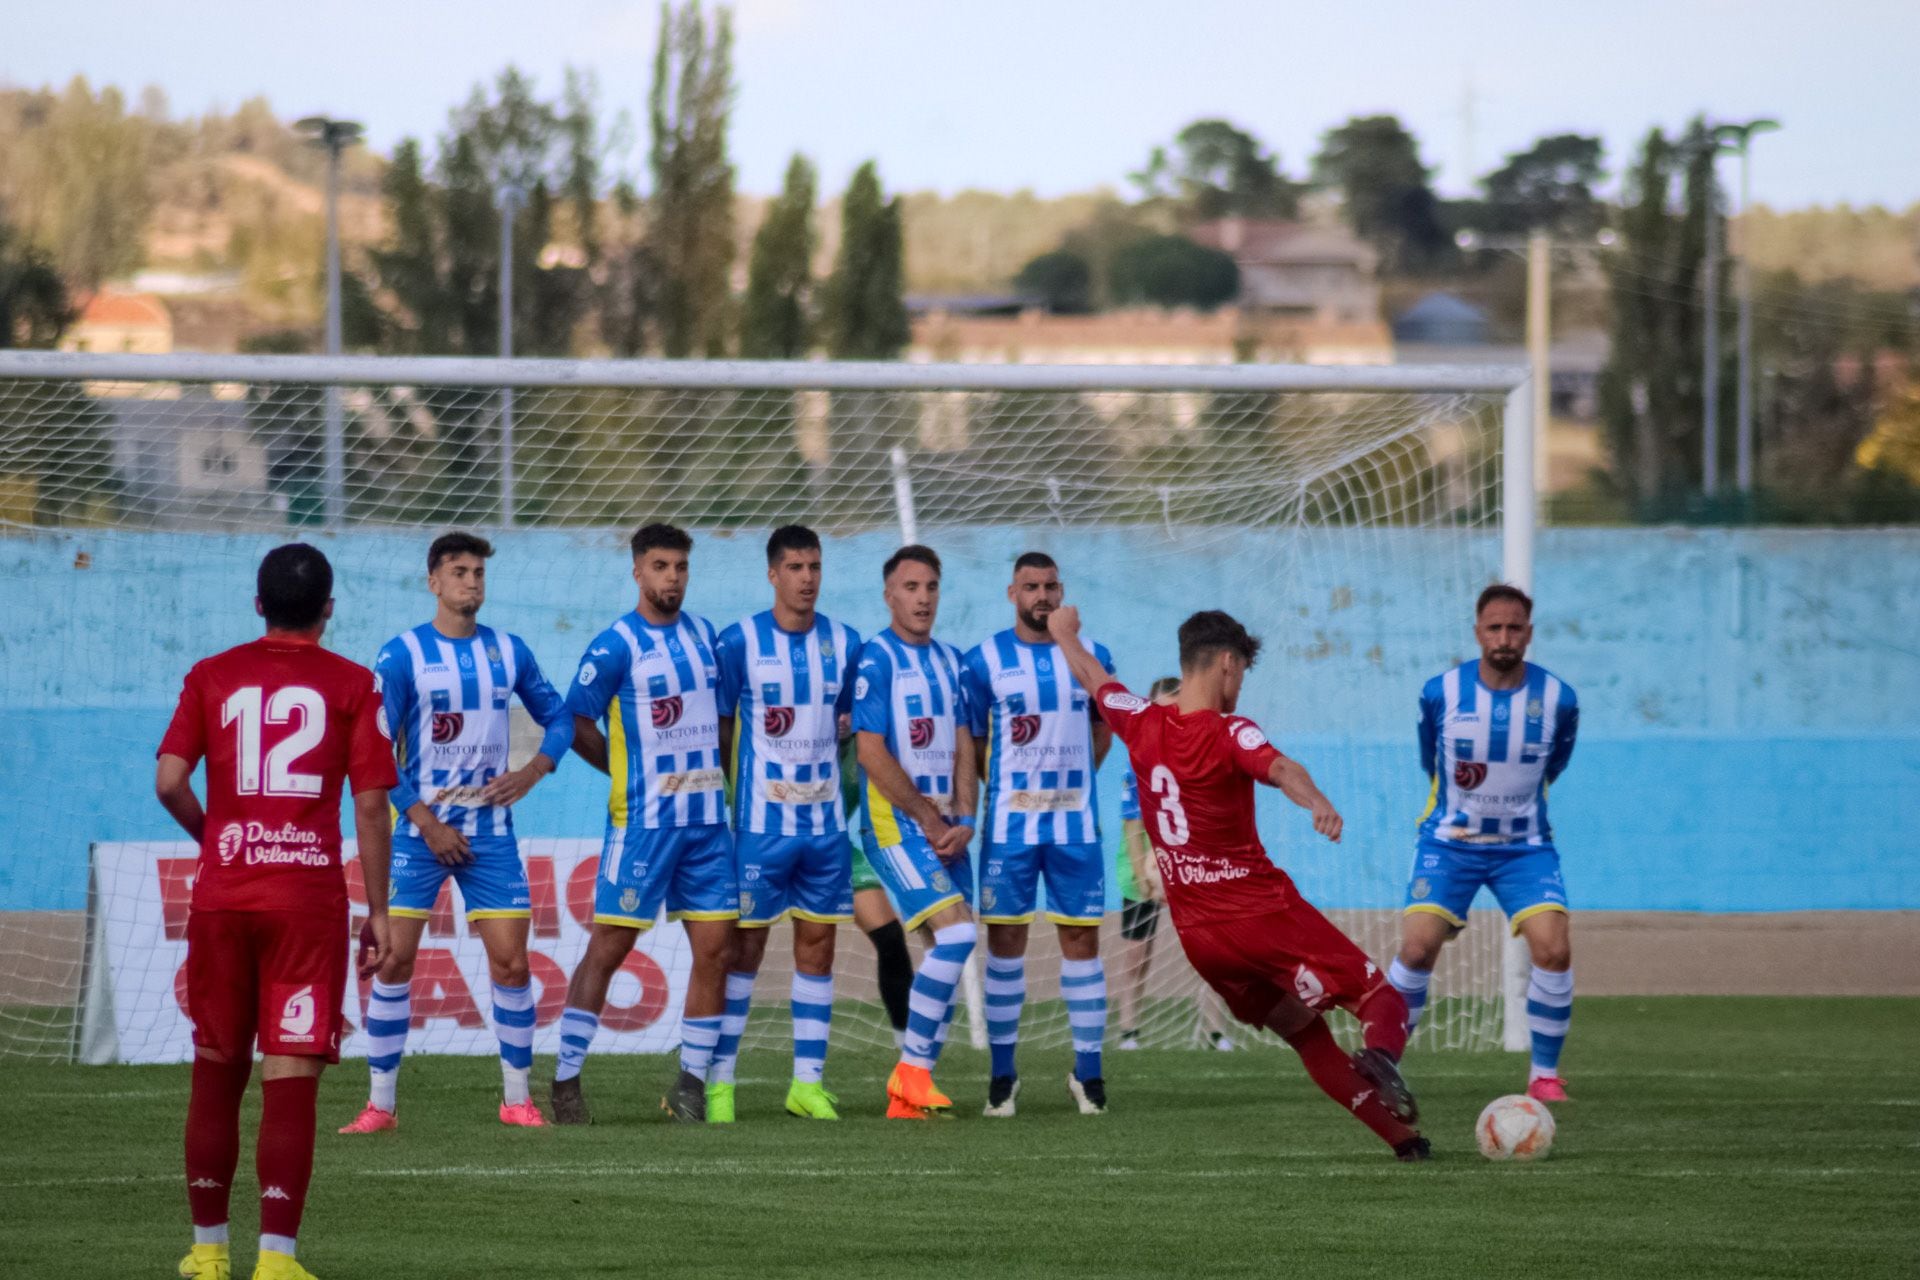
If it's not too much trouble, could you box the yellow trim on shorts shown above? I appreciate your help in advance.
[591,913,655,931]
[735,908,790,930]
[1045,912,1104,927]
[980,912,1036,925]
[466,908,531,922]
[902,894,966,932]
[1403,902,1468,928]
[1508,902,1569,935]
[667,909,740,923]
[790,908,855,925]
[389,906,433,921]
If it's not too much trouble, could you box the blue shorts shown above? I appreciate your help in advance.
[1403,837,1569,935]
[594,823,738,930]
[865,830,973,930]
[978,840,1105,926]
[736,831,854,927]
[391,833,529,921]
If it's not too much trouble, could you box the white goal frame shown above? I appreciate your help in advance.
[0,350,1535,1053]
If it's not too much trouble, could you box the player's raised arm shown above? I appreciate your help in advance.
[1045,605,1117,701]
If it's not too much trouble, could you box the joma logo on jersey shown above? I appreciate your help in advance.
[1454,761,1488,791]
[1009,714,1042,746]
[431,711,464,744]
[764,706,795,738]
[652,696,684,729]
[909,717,935,749]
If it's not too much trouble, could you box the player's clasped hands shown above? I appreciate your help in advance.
[478,762,546,809]
[930,818,972,861]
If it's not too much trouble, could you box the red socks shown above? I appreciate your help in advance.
[1354,984,1411,1062]
[256,1076,320,1246]
[1284,1015,1417,1149]
[185,1055,252,1230]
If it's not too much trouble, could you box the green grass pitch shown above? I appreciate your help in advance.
[2,997,1915,1279]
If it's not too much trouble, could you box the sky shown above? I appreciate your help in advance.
[7,0,1918,209]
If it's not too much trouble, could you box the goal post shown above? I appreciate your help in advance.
[0,350,1532,1063]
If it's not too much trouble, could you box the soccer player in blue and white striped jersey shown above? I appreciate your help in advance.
[341,532,572,1135]
[1388,584,1581,1102]
[548,523,739,1125]
[709,525,863,1121]
[961,551,1116,1117]
[852,545,980,1118]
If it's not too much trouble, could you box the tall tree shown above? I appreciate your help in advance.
[0,78,155,293]
[646,1,737,357]
[822,161,909,359]
[1482,133,1607,238]
[0,215,71,349]
[1132,119,1299,221]
[1311,115,1446,271]
[740,153,818,358]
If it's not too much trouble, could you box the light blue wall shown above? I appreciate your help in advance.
[3,527,1915,913]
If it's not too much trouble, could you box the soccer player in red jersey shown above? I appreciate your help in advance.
[1048,604,1430,1160]
[156,544,398,1280]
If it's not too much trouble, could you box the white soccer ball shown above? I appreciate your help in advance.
[1475,1094,1556,1161]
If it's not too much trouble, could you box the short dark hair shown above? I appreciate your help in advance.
[1178,610,1262,673]
[766,524,821,565]
[1012,551,1057,575]
[257,543,333,631]
[883,544,942,581]
[428,531,494,573]
[1149,675,1182,699]
[631,523,693,559]
[1476,583,1534,617]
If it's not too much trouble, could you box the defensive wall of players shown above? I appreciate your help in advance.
[4,525,1915,930]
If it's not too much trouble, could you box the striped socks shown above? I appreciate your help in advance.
[492,982,535,1105]
[790,973,834,1083]
[1388,959,1431,1034]
[365,978,409,1111]
[711,970,756,1084]
[554,1007,599,1083]
[1059,957,1108,1082]
[902,923,977,1070]
[1527,966,1573,1077]
[678,1014,723,1081]
[985,954,1026,1078]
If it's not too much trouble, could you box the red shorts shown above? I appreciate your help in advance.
[1174,899,1385,1028]
[186,908,347,1062]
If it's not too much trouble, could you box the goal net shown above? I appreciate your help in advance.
[0,353,1527,1065]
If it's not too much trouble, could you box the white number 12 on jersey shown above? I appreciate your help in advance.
[221,686,327,797]
[1149,764,1190,847]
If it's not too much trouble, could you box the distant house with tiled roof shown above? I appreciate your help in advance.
[1186,218,1384,330]
[60,291,174,355]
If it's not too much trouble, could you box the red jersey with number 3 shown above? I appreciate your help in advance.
[1097,682,1293,927]
[158,635,396,914]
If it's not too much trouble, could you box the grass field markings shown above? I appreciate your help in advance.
[19,1087,178,1099]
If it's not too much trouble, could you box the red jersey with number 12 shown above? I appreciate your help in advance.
[1097,682,1294,927]
[158,635,396,914]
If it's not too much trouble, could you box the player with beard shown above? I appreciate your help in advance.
[1387,585,1580,1101]
[340,532,572,1134]
[1048,604,1430,1160]
[959,552,1115,1117]
[550,523,737,1125]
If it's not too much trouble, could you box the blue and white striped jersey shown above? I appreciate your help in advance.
[1417,660,1579,851]
[716,610,862,836]
[376,623,573,840]
[851,627,969,847]
[1120,769,1140,822]
[565,611,727,831]
[962,629,1115,846]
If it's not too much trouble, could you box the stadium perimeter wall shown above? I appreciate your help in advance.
[2,526,1914,996]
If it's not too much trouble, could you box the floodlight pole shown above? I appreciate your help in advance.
[297,116,363,529]
[498,184,523,529]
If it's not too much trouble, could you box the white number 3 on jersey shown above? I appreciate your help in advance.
[1149,764,1190,848]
